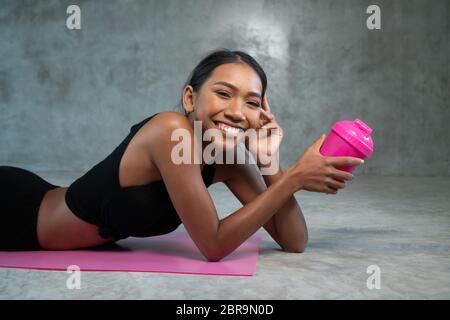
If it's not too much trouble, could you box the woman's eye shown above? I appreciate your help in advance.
[249,102,261,107]
[217,91,230,98]
[216,91,260,107]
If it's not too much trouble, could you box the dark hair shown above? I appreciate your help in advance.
[176,48,267,116]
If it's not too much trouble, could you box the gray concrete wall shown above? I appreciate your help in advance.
[0,0,448,176]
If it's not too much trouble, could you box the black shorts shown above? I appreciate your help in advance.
[0,166,60,251]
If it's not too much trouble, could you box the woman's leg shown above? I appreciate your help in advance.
[0,166,59,251]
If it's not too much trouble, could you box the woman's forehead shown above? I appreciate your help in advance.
[207,63,263,92]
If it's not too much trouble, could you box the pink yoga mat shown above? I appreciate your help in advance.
[0,231,264,276]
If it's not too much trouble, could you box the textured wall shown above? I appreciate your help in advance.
[0,0,448,176]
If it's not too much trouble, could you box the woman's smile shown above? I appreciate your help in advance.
[213,121,245,136]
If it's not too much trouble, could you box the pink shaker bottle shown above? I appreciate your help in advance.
[319,118,374,173]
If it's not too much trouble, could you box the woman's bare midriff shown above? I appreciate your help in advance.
[36,187,116,250]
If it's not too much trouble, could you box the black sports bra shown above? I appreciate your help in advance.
[65,113,216,241]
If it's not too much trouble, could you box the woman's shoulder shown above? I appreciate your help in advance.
[147,111,191,130]
[144,111,194,143]
[138,111,192,156]
[137,111,190,142]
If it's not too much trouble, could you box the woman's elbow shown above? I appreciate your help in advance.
[205,251,224,262]
[283,238,308,253]
[203,246,225,262]
[206,256,222,262]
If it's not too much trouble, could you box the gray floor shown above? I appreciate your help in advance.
[1,174,449,299]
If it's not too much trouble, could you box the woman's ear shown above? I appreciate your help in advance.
[182,85,196,114]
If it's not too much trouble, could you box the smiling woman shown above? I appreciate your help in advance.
[179,51,271,157]
[179,50,267,117]
[1,48,362,261]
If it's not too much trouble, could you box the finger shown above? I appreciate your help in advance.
[262,126,283,137]
[261,122,279,130]
[259,107,274,120]
[326,177,346,190]
[263,96,272,113]
[313,134,327,151]
[327,156,364,167]
[259,109,274,127]
[329,168,354,182]
[324,185,338,195]
[262,96,268,110]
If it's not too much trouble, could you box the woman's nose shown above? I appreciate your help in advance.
[224,101,245,121]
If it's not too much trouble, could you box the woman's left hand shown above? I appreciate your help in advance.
[244,96,284,165]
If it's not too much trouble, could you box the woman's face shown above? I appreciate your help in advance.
[183,62,264,152]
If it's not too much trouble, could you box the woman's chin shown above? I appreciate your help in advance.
[217,140,237,150]
[207,139,239,156]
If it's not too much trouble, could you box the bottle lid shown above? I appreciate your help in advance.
[331,118,374,157]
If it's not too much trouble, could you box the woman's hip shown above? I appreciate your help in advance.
[0,166,60,251]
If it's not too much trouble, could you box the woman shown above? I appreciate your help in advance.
[0,49,362,261]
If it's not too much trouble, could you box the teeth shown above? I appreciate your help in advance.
[216,122,243,135]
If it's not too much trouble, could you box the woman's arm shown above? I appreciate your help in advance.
[222,154,307,254]
[148,113,301,262]
[148,113,359,262]
[215,164,299,261]
[260,161,308,252]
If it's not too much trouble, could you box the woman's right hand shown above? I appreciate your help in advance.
[287,134,364,194]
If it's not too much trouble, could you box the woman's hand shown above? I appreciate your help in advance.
[287,134,364,194]
[244,96,284,166]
